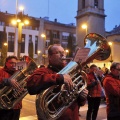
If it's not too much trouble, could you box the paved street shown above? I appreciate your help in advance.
[20,95,107,120]
[79,101,107,120]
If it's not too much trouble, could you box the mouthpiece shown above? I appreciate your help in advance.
[62,57,73,61]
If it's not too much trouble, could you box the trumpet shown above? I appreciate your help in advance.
[93,71,106,97]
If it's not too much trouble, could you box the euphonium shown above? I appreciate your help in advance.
[36,33,111,120]
[0,56,37,109]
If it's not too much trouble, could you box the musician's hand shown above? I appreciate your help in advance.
[79,89,88,100]
[9,79,23,91]
[95,80,99,85]
[63,74,73,91]
[96,70,104,77]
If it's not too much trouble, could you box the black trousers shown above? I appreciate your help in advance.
[86,97,101,120]
[0,109,20,120]
[107,116,120,120]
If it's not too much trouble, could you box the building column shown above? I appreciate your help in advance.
[14,27,18,56]
[59,31,63,45]
[32,35,35,56]
[25,34,29,55]
[38,18,45,65]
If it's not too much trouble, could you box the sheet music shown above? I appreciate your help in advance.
[73,48,90,63]
[16,61,27,70]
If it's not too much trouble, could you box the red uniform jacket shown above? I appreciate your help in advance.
[27,65,86,120]
[0,68,22,109]
[103,73,120,117]
[87,72,102,97]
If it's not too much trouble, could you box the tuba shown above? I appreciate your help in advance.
[36,33,111,120]
[0,56,37,109]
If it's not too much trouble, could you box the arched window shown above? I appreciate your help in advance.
[94,0,98,8]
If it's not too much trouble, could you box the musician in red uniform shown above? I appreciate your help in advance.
[86,64,104,120]
[103,62,120,120]
[27,44,88,120]
[0,56,22,120]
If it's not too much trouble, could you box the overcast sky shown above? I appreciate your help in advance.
[0,0,120,31]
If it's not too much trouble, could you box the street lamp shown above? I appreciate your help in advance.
[81,24,88,35]
[13,0,19,56]
[41,33,46,65]
[37,50,41,64]
[4,43,8,46]
[37,50,41,54]
[108,42,113,63]
[65,49,69,57]
[12,4,29,58]
[19,6,24,12]
[41,34,46,38]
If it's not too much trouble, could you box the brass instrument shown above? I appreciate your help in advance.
[36,33,111,120]
[93,71,106,97]
[0,56,37,109]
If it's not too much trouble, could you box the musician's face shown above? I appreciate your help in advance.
[6,58,17,71]
[112,64,120,77]
[91,67,98,73]
[49,46,67,68]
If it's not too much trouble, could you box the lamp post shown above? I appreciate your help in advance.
[12,4,29,58]
[17,22,23,58]
[41,33,46,65]
[0,42,8,65]
[14,0,18,56]
[108,42,113,63]
[81,24,88,35]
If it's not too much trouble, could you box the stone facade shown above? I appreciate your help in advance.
[76,0,106,48]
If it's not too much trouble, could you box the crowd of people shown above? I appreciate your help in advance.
[0,44,120,120]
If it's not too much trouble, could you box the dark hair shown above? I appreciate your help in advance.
[5,56,18,62]
[48,44,61,55]
[110,62,120,70]
[4,56,18,67]
[90,64,97,69]
[3,56,18,70]
[39,64,45,68]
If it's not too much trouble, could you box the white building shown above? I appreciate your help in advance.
[0,11,76,64]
